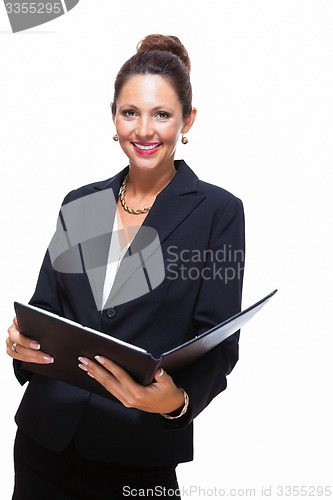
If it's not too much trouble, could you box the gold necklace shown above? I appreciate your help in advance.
[120,174,153,215]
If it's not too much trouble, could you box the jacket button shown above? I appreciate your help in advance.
[106,307,117,318]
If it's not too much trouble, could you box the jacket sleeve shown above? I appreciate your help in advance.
[163,196,245,427]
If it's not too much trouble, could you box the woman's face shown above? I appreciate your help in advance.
[112,74,195,173]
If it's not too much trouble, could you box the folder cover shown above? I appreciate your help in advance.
[14,290,277,399]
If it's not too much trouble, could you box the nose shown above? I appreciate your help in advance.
[135,116,154,140]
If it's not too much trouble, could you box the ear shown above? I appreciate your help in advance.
[110,102,116,124]
[181,107,197,135]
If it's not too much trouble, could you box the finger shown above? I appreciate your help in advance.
[78,357,119,387]
[78,357,141,407]
[5,337,54,364]
[78,357,121,393]
[78,357,116,381]
[153,367,174,387]
[95,356,140,388]
[94,356,148,406]
[8,323,41,351]
[6,320,53,363]
[154,367,165,383]
[93,359,177,410]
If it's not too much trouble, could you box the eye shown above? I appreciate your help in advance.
[122,109,137,118]
[155,111,170,120]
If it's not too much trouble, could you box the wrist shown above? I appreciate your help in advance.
[160,388,189,420]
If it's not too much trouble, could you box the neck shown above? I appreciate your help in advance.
[126,161,176,198]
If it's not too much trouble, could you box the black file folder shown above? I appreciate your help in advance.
[14,290,277,399]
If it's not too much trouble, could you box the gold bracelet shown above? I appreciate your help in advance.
[160,388,189,420]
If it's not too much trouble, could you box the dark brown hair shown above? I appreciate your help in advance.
[112,34,192,119]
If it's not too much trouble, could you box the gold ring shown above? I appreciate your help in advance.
[12,342,18,353]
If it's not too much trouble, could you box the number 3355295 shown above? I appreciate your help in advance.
[5,3,62,14]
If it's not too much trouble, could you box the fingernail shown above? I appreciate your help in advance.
[159,368,164,376]
[30,341,40,350]
[87,372,95,379]
[95,355,105,364]
[78,363,88,372]
[43,355,54,363]
[78,357,88,365]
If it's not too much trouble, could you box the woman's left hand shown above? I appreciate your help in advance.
[78,356,185,414]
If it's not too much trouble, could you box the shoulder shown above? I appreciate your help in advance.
[176,160,243,211]
[62,178,112,205]
[197,180,244,231]
[60,167,128,206]
[197,179,242,207]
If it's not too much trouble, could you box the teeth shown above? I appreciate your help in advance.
[133,143,161,150]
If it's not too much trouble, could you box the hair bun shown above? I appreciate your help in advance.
[137,34,191,73]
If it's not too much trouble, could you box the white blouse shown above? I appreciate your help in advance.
[101,199,144,310]
[101,210,131,310]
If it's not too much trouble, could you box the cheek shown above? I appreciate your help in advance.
[160,124,182,144]
[116,120,132,139]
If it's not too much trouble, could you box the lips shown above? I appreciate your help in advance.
[132,142,162,155]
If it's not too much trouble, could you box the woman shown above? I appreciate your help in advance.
[7,35,245,499]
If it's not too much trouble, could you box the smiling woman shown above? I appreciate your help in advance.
[7,34,245,500]
[110,37,196,220]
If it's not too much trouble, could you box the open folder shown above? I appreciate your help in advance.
[14,290,277,399]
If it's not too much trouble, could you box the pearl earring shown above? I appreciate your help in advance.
[113,134,119,142]
[181,135,189,144]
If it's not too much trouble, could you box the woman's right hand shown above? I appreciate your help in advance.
[6,316,54,364]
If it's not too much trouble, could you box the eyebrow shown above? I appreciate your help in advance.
[118,104,174,112]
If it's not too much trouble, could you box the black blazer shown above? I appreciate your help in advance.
[13,160,245,467]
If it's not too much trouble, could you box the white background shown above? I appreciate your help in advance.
[1,0,332,497]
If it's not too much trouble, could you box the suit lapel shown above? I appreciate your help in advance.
[142,161,205,244]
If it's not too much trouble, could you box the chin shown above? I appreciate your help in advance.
[129,156,165,170]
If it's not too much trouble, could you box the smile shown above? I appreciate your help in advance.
[131,142,163,155]
[133,142,162,150]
